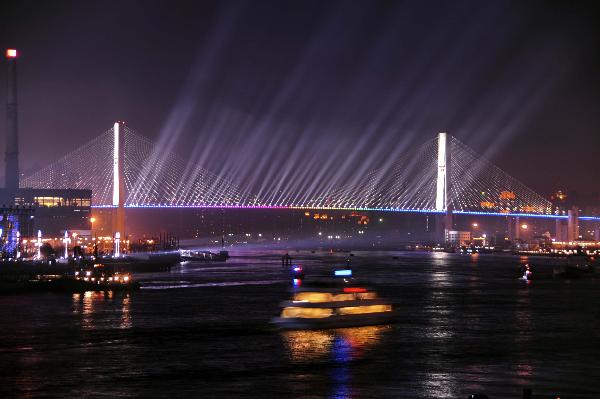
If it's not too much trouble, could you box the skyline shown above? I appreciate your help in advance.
[1,0,599,203]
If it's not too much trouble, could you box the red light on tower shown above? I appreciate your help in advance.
[6,49,18,58]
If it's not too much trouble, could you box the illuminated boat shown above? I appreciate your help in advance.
[3,266,140,293]
[71,265,140,291]
[519,263,533,281]
[271,270,394,330]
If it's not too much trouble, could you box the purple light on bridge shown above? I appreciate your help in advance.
[89,204,600,221]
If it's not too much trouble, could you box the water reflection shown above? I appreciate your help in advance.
[431,251,449,266]
[120,295,131,329]
[513,282,535,386]
[282,326,389,399]
[71,291,132,330]
[428,253,452,288]
[283,329,333,362]
[420,371,457,398]
[282,325,389,363]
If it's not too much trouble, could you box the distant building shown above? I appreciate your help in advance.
[445,230,471,246]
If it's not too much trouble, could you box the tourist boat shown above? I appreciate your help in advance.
[271,269,394,330]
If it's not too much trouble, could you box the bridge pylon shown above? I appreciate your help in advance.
[112,121,126,238]
[435,132,448,211]
[434,132,454,243]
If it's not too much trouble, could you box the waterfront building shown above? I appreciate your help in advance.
[1,188,92,237]
[445,230,471,246]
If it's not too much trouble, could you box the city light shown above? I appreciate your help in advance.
[6,49,17,58]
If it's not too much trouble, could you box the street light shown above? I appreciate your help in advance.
[90,217,97,252]
[472,222,478,228]
[521,224,528,230]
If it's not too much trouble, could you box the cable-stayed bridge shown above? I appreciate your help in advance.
[19,122,597,221]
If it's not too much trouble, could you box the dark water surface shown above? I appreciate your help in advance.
[1,251,599,398]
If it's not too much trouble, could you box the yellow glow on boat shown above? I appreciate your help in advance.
[332,293,355,301]
[356,292,378,300]
[337,305,392,315]
[281,307,333,318]
[293,292,333,303]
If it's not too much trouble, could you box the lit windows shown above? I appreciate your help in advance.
[293,292,332,303]
[337,305,392,315]
[34,196,64,207]
[281,307,332,318]
[33,196,92,207]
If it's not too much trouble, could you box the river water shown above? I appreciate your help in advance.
[1,250,598,398]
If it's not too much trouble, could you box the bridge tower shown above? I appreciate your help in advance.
[112,121,126,238]
[555,219,566,242]
[435,132,453,243]
[567,207,579,242]
[435,132,448,211]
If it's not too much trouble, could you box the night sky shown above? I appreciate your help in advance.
[1,0,599,204]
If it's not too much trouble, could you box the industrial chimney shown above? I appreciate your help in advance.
[5,49,19,193]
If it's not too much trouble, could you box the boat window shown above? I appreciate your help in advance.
[332,293,355,301]
[356,292,377,300]
[293,292,333,303]
[281,307,333,318]
[337,305,392,315]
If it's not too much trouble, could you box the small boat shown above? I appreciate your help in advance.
[519,264,533,280]
[271,269,394,330]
